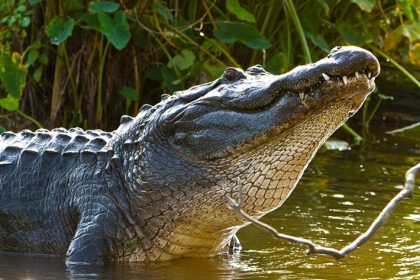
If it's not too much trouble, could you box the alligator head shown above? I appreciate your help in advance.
[112,46,380,261]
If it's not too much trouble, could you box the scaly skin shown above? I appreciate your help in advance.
[0,46,380,264]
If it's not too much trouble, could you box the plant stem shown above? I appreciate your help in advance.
[250,0,274,65]
[132,45,140,114]
[172,28,230,66]
[371,46,420,90]
[283,1,292,70]
[50,48,64,125]
[16,109,43,128]
[283,0,311,63]
[205,39,240,67]
[87,33,99,72]
[61,43,78,115]
[361,94,371,137]
[95,39,110,125]
[152,35,182,79]
[342,124,363,144]
[367,99,382,125]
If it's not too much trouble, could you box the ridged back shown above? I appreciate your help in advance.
[0,128,114,253]
[0,128,113,166]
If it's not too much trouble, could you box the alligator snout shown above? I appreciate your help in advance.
[328,46,380,77]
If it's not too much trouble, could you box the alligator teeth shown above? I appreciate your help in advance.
[321,73,330,81]
[343,75,348,85]
[367,72,371,78]
[355,71,359,78]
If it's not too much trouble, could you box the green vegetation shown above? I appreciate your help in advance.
[0,0,418,134]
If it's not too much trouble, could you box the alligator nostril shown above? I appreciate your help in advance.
[247,64,267,75]
[330,46,342,54]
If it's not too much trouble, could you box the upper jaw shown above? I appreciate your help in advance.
[269,46,380,104]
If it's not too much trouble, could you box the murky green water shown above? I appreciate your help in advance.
[0,125,419,279]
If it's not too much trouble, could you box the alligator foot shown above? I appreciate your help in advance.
[66,234,108,265]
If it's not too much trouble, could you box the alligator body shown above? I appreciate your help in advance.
[0,46,379,264]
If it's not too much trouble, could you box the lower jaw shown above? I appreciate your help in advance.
[348,91,372,115]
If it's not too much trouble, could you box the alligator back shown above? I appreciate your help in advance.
[0,128,113,254]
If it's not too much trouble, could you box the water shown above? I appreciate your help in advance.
[0,125,419,279]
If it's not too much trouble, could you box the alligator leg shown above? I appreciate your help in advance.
[66,222,112,264]
[66,185,121,264]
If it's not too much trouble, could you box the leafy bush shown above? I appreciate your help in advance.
[0,0,418,131]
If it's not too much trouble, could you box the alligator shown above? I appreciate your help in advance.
[0,46,379,264]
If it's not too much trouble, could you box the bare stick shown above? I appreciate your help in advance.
[228,163,420,260]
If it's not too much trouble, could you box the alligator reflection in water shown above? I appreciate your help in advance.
[0,126,418,279]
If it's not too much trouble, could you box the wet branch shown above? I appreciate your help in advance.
[228,163,420,260]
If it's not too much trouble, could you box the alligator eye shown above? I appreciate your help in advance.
[223,67,245,82]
